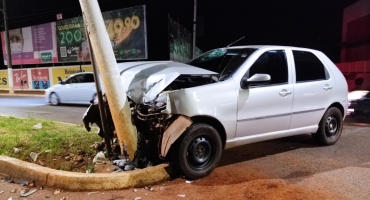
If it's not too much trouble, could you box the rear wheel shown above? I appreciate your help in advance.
[50,93,60,106]
[312,107,343,145]
[172,123,222,179]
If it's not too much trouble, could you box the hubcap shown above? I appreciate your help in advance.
[50,94,59,105]
[325,115,338,137]
[188,136,214,170]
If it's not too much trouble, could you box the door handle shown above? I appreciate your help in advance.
[323,84,333,91]
[279,89,292,97]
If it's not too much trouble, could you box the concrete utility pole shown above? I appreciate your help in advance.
[79,0,137,160]
[2,0,14,94]
[192,0,197,59]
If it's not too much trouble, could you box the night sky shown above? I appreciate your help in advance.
[0,0,359,69]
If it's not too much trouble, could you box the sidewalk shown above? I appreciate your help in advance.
[0,90,44,97]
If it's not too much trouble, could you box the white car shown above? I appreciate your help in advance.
[45,72,97,105]
[85,45,348,179]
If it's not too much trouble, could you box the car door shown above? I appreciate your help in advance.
[55,75,78,103]
[78,73,96,103]
[236,49,294,137]
[289,50,335,129]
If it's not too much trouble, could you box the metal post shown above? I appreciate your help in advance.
[192,0,197,59]
[2,0,14,94]
[85,26,112,156]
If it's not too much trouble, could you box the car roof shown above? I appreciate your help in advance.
[227,45,322,53]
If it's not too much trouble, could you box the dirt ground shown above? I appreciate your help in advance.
[1,166,342,200]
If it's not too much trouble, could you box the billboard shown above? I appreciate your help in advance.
[31,68,50,89]
[56,5,147,62]
[1,22,58,65]
[0,70,8,89]
[51,66,93,85]
[168,16,202,63]
[12,69,29,89]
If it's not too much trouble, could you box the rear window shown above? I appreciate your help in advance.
[293,50,327,82]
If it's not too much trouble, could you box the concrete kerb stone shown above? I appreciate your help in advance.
[0,155,173,191]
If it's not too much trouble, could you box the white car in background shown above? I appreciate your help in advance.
[45,72,96,105]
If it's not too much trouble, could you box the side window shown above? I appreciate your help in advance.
[293,50,327,82]
[84,74,95,83]
[246,50,288,86]
[66,75,84,84]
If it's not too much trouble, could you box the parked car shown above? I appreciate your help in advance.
[348,90,370,118]
[45,72,96,105]
[84,46,348,179]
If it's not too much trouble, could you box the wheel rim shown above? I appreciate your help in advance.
[325,114,338,137]
[187,135,215,170]
[50,93,59,105]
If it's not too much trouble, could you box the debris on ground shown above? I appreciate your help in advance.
[93,151,107,163]
[39,160,45,166]
[7,197,13,200]
[5,176,14,183]
[54,189,61,194]
[177,194,186,197]
[13,148,20,153]
[20,189,37,197]
[134,197,142,200]
[10,189,16,193]
[185,180,194,184]
[32,123,42,130]
[60,197,68,200]
[112,159,128,168]
[144,186,154,191]
[87,191,98,195]
[133,188,138,192]
[29,152,42,162]
[45,195,50,198]
[0,191,4,194]
[15,179,29,186]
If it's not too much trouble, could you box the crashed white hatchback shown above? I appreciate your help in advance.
[91,46,348,179]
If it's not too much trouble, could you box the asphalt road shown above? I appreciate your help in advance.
[1,96,370,199]
[0,96,89,124]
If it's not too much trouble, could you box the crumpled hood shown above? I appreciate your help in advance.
[116,61,217,104]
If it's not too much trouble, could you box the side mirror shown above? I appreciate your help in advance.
[240,73,271,89]
[57,77,65,85]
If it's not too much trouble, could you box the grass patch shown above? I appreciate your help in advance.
[0,116,101,172]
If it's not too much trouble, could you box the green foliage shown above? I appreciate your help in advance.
[0,116,100,162]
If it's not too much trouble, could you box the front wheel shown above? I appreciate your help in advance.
[50,93,60,106]
[172,123,222,179]
[312,107,343,145]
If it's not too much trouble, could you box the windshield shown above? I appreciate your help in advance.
[187,48,256,81]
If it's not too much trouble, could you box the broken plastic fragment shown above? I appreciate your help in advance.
[178,194,186,198]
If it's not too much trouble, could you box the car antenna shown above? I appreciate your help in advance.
[226,36,245,47]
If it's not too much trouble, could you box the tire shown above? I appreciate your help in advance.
[312,107,343,145]
[50,92,60,106]
[172,123,222,179]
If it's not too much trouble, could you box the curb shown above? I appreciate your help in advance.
[0,156,173,191]
[0,93,44,97]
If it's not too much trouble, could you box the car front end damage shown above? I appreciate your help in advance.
[83,61,219,171]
